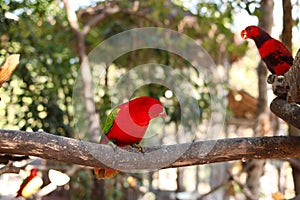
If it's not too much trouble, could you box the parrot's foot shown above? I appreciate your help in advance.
[267,74,277,84]
[131,143,145,153]
[108,140,118,151]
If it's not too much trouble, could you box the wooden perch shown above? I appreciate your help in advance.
[0,54,20,87]
[1,129,300,171]
[270,97,300,129]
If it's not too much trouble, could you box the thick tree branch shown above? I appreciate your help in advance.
[270,97,300,129]
[285,49,300,102]
[0,129,300,171]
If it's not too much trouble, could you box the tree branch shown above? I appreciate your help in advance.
[230,171,257,200]
[198,177,230,200]
[62,0,80,32]
[78,1,164,28]
[270,97,300,129]
[0,161,20,175]
[1,129,300,171]
[82,4,120,35]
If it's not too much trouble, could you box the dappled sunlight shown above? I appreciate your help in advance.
[1,0,300,199]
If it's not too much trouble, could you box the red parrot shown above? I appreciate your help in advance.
[94,96,166,179]
[16,168,43,198]
[241,25,293,75]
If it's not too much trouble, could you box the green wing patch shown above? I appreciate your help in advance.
[102,108,120,134]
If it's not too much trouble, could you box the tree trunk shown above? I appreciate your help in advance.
[209,163,229,200]
[62,1,103,198]
[289,126,300,195]
[281,0,300,196]
[176,168,185,193]
[245,0,274,199]
[282,0,292,52]
[92,177,106,200]
[175,122,185,193]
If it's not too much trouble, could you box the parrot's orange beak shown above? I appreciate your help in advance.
[241,30,248,39]
[149,106,167,119]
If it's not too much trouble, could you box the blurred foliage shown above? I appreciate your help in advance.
[0,0,77,136]
[70,170,93,200]
[0,0,248,136]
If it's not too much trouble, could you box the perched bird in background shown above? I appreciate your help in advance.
[16,168,43,198]
[94,96,166,179]
[241,25,293,76]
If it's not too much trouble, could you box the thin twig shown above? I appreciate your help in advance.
[0,161,20,175]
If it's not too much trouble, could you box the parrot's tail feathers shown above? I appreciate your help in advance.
[94,167,119,179]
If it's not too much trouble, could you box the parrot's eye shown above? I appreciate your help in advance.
[149,111,159,118]
[247,27,252,32]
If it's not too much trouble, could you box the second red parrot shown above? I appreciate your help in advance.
[241,25,293,76]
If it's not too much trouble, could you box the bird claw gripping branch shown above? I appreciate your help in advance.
[267,74,278,84]
[131,143,145,153]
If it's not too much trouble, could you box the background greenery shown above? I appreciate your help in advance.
[1,0,299,199]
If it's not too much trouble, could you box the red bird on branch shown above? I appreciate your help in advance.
[94,96,166,179]
[241,25,293,76]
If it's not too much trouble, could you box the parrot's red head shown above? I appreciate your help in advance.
[30,168,38,176]
[129,96,166,126]
[241,26,263,40]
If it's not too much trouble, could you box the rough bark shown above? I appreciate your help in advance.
[280,4,300,195]
[1,130,300,171]
[270,97,300,129]
[285,49,300,103]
